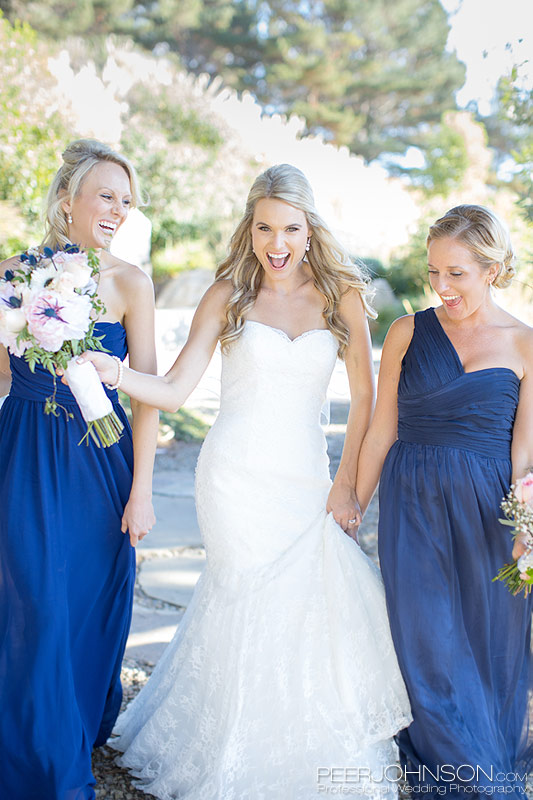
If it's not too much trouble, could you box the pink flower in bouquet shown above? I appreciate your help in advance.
[514,474,533,507]
[59,252,92,289]
[25,291,71,351]
[0,245,123,447]
[61,293,92,340]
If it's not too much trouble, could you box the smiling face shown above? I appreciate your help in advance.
[427,236,498,320]
[251,197,311,285]
[62,161,132,250]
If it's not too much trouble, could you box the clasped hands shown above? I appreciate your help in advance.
[326,481,362,543]
[57,350,120,386]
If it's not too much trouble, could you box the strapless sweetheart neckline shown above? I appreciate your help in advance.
[245,318,334,344]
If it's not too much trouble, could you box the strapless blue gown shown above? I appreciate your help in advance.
[378,308,533,798]
[0,322,135,800]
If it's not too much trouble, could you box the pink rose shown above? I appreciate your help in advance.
[61,253,92,289]
[514,473,533,507]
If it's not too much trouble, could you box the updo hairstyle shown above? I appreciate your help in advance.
[42,139,143,250]
[427,204,515,289]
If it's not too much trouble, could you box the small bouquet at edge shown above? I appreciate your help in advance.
[0,245,123,447]
[493,472,533,597]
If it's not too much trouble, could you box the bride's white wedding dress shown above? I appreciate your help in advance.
[111,320,411,799]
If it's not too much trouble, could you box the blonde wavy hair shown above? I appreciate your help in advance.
[42,139,143,251]
[427,204,516,290]
[215,164,375,359]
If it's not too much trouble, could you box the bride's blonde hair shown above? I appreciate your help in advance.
[215,164,375,359]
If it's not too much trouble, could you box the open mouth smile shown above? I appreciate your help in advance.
[441,295,462,308]
[98,220,118,236]
[267,252,290,269]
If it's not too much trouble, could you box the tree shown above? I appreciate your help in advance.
[3,0,465,163]
[0,13,71,257]
[254,0,466,161]
[0,0,133,36]
[497,68,533,226]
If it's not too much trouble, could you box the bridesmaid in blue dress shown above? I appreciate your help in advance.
[0,140,159,799]
[357,205,533,798]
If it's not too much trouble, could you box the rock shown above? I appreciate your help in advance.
[156,269,215,308]
[371,277,403,312]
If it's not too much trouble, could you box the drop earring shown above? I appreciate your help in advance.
[305,238,311,252]
[67,213,72,224]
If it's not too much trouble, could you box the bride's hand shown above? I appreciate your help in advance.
[326,481,361,542]
[76,351,120,385]
[512,533,530,562]
[57,351,118,386]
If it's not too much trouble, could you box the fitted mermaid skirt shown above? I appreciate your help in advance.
[111,321,411,799]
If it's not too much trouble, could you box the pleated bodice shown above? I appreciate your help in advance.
[397,308,519,459]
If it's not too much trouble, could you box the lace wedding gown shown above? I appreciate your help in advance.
[111,320,411,799]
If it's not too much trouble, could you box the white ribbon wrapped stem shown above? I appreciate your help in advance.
[65,357,114,422]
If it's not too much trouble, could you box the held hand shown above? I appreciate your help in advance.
[326,481,361,543]
[121,494,156,547]
[75,351,120,386]
[57,351,119,387]
[512,533,530,562]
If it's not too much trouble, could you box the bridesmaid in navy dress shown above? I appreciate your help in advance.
[0,140,159,799]
[357,205,533,798]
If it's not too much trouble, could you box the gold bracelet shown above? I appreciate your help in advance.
[105,355,123,390]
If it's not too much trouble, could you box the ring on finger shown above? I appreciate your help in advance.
[348,518,357,525]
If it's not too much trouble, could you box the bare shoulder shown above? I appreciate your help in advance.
[512,316,533,369]
[199,278,233,312]
[337,286,368,328]
[110,256,154,291]
[382,313,415,358]
[0,255,23,277]
[185,279,232,341]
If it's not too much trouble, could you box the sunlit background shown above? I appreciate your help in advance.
[2,0,532,712]
[1,0,532,337]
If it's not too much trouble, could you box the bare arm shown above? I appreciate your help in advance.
[120,267,159,546]
[80,280,231,413]
[511,327,533,560]
[355,314,414,517]
[326,289,375,536]
[0,345,11,398]
[0,256,23,398]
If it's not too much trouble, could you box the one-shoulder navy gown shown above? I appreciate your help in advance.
[379,308,533,798]
[0,322,135,800]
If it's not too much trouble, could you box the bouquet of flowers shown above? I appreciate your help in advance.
[0,245,123,448]
[493,472,533,597]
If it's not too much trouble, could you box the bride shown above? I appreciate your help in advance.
[80,164,411,799]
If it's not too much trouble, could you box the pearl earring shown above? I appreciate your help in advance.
[305,238,311,252]
[67,213,72,224]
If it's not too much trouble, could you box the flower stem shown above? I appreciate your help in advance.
[78,411,124,448]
